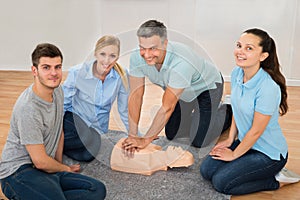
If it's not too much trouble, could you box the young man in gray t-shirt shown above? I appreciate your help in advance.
[0,43,106,200]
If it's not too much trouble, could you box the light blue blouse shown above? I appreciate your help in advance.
[129,41,222,102]
[63,60,129,134]
[231,67,288,160]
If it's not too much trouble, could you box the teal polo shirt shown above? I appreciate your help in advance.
[231,67,288,160]
[129,41,222,102]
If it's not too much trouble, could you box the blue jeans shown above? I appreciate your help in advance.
[165,79,232,147]
[63,111,101,162]
[1,164,106,200]
[200,140,288,195]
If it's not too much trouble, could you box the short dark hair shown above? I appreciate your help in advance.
[137,19,167,42]
[31,43,63,67]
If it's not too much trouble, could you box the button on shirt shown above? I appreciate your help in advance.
[63,60,129,134]
[129,41,222,102]
[231,67,287,160]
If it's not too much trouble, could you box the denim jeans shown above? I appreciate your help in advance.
[1,164,106,200]
[200,140,288,195]
[165,79,232,147]
[63,111,101,162]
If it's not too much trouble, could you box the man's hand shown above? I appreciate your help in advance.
[122,135,150,150]
[69,164,81,173]
[121,135,153,157]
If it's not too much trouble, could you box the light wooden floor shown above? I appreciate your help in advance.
[0,71,299,200]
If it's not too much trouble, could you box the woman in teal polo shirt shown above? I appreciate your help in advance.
[200,28,292,194]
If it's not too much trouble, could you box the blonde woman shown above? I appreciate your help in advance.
[63,35,129,162]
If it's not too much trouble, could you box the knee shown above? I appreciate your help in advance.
[79,152,95,162]
[86,180,106,200]
[199,158,212,180]
[165,131,175,140]
[211,174,231,195]
[93,181,106,200]
[200,164,210,180]
[65,151,95,162]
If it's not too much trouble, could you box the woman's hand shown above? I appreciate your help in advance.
[212,138,233,151]
[210,147,236,161]
[209,138,236,161]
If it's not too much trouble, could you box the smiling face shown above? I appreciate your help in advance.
[32,56,62,90]
[94,45,119,76]
[138,35,168,66]
[234,33,269,70]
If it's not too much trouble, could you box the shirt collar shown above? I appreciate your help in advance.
[85,60,95,79]
[160,42,173,71]
[236,67,264,88]
[85,60,117,80]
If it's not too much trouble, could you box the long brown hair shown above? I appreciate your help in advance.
[244,28,288,115]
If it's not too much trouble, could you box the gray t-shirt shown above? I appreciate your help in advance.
[0,85,64,179]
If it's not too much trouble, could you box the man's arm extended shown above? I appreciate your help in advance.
[123,86,183,150]
[128,75,145,136]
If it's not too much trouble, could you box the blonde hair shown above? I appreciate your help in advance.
[94,35,128,90]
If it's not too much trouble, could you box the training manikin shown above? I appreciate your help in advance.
[110,138,194,175]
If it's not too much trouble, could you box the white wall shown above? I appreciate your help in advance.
[0,0,102,70]
[0,0,299,85]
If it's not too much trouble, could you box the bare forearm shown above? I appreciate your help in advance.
[144,86,181,141]
[128,93,143,136]
[55,131,64,163]
[231,112,271,159]
[34,156,71,173]
[27,144,77,173]
[144,106,173,141]
[232,130,261,159]
[227,117,238,143]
